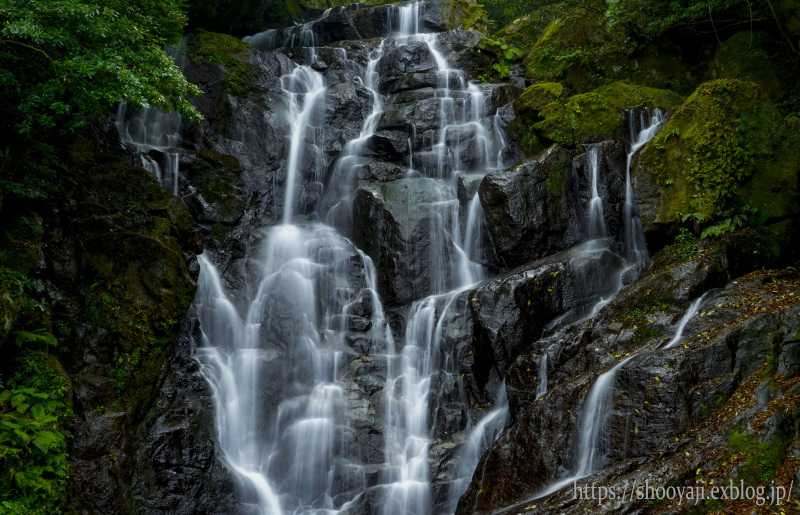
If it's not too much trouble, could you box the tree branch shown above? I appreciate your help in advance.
[764,0,799,60]
[1,39,54,63]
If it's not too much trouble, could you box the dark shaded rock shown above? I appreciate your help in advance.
[471,240,624,376]
[352,179,461,305]
[480,141,628,268]
[434,28,491,76]
[183,149,247,225]
[378,41,437,76]
[479,146,581,268]
[379,73,439,95]
[130,322,237,514]
[458,259,800,513]
[324,82,375,153]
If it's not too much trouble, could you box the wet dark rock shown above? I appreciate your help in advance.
[471,240,624,376]
[377,98,446,134]
[130,324,237,514]
[378,41,437,76]
[479,146,581,268]
[480,141,628,268]
[357,161,408,183]
[324,82,375,153]
[379,72,439,95]
[434,28,491,77]
[352,179,459,306]
[459,258,800,514]
[456,174,483,207]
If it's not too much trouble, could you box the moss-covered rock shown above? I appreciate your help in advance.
[634,80,800,237]
[0,211,43,277]
[441,0,488,33]
[184,148,246,225]
[531,82,683,147]
[514,82,564,120]
[193,29,253,97]
[0,272,23,345]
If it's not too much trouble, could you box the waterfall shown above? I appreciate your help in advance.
[662,293,708,350]
[586,146,607,241]
[526,109,669,501]
[115,42,186,195]
[188,2,511,513]
[447,383,509,511]
[324,41,386,227]
[280,64,326,223]
[536,351,548,400]
[380,4,509,512]
[624,108,664,264]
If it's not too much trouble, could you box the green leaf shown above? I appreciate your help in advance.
[30,404,46,421]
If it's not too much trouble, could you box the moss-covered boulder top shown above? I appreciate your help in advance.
[514,81,683,153]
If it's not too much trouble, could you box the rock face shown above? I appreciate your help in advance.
[244,0,485,51]
[0,136,237,513]
[480,141,628,268]
[471,240,624,376]
[352,178,462,305]
[456,233,800,513]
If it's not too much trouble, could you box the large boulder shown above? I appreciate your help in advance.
[480,141,627,268]
[378,41,438,77]
[352,178,462,305]
[479,145,580,267]
[633,80,800,243]
[470,240,624,376]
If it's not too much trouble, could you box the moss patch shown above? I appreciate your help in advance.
[194,29,252,97]
[187,148,245,222]
[441,0,488,33]
[532,82,682,147]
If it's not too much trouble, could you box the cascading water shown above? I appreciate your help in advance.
[192,3,509,514]
[323,41,386,228]
[536,350,549,400]
[624,109,664,264]
[447,383,509,511]
[662,293,709,350]
[115,43,186,194]
[380,4,508,513]
[586,146,607,241]
[281,64,326,222]
[528,109,669,500]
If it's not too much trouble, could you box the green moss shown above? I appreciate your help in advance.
[727,425,789,486]
[545,164,567,197]
[533,82,682,147]
[210,223,229,241]
[639,80,799,226]
[514,82,564,124]
[619,299,671,325]
[712,31,782,99]
[194,29,252,97]
[441,0,488,33]
[0,212,43,277]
